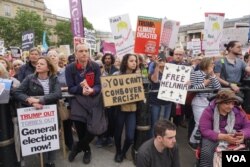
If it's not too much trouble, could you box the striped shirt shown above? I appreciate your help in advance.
[38,78,50,95]
[190,70,221,97]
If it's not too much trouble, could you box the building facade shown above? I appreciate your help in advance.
[0,0,69,43]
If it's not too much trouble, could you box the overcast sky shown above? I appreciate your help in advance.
[44,0,250,32]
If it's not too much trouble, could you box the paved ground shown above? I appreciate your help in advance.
[23,125,196,167]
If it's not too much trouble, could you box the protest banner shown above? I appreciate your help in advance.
[69,0,84,37]
[157,63,191,104]
[204,13,225,56]
[110,14,134,59]
[73,36,84,51]
[101,40,116,55]
[220,28,249,50]
[59,45,71,56]
[22,30,34,51]
[160,18,180,49]
[101,74,145,107]
[17,105,59,156]
[84,28,96,51]
[0,40,4,55]
[191,38,202,55]
[134,16,162,56]
[0,79,12,104]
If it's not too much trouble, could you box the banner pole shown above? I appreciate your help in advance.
[40,153,44,167]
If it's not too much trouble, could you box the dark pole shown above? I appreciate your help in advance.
[131,81,151,164]
[0,104,17,167]
[242,78,250,114]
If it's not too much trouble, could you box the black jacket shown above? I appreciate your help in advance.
[14,74,62,106]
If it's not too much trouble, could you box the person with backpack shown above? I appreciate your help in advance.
[65,44,101,164]
[214,41,250,92]
[199,90,250,167]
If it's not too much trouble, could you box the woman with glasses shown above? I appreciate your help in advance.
[189,57,221,150]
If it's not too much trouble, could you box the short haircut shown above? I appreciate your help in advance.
[154,119,176,137]
[101,53,115,65]
[29,47,41,56]
[75,44,89,52]
[199,57,213,71]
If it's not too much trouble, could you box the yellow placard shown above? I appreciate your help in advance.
[101,74,145,107]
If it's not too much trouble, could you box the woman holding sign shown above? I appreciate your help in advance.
[14,57,62,167]
[113,53,139,163]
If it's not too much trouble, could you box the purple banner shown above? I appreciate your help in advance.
[69,0,84,37]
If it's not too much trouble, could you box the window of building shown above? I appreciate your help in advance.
[31,0,35,6]
[4,5,11,17]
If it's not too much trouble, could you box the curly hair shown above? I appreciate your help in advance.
[101,53,115,65]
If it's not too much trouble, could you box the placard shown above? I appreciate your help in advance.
[101,74,145,107]
[157,63,191,104]
[17,105,59,156]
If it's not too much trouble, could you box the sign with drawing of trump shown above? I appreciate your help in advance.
[134,16,162,56]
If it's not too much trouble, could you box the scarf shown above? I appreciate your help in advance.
[213,105,236,148]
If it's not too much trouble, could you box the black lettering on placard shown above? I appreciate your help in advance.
[222,151,250,167]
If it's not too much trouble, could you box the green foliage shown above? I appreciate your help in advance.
[0,9,94,48]
[54,21,73,47]
[84,17,94,30]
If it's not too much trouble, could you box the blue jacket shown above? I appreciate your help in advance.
[65,61,101,96]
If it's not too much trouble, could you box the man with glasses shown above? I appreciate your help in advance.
[137,119,180,167]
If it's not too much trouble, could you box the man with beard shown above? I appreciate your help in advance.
[214,41,250,92]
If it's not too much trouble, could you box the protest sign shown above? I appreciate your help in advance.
[101,74,145,107]
[73,36,84,51]
[110,14,134,59]
[0,79,12,104]
[204,13,225,56]
[59,45,71,56]
[101,41,116,55]
[160,18,180,49]
[158,63,191,104]
[192,38,201,55]
[134,16,162,55]
[220,28,249,50]
[84,28,96,51]
[22,30,34,51]
[17,105,59,156]
[0,40,4,55]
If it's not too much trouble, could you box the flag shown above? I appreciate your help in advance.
[42,31,48,52]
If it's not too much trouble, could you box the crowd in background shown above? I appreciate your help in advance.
[1,41,250,167]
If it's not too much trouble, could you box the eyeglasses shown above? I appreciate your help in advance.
[174,54,183,56]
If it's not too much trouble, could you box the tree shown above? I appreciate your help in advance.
[14,9,47,46]
[84,17,94,30]
[54,16,94,47]
[0,17,18,46]
[54,21,73,47]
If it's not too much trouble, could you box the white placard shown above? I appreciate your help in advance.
[192,38,201,55]
[204,13,225,56]
[17,105,59,156]
[220,28,249,50]
[157,63,191,104]
[110,14,134,59]
[0,40,4,55]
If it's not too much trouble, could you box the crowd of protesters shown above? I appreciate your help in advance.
[1,40,250,167]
